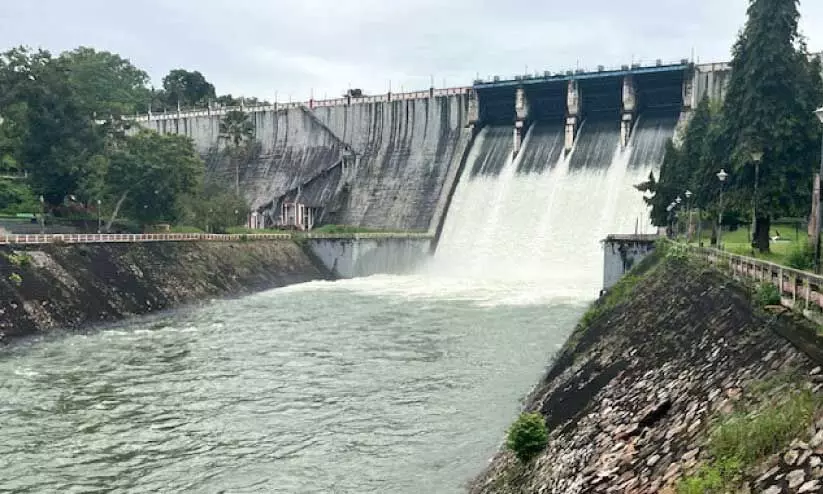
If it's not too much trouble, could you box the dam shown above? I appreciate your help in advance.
[1,60,733,493]
[130,60,730,235]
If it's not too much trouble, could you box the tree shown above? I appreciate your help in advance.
[180,181,250,233]
[105,130,203,228]
[715,0,823,252]
[162,69,216,109]
[0,47,106,205]
[218,110,255,193]
[58,47,151,117]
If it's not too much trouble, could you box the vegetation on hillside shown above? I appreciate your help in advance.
[641,0,823,253]
[0,46,266,231]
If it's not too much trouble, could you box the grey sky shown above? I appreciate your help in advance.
[3,1,822,102]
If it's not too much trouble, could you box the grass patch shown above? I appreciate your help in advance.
[709,389,817,464]
[689,222,809,268]
[677,380,821,493]
[676,457,742,494]
[311,224,424,235]
[225,226,288,234]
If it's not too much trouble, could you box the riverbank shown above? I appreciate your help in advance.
[0,241,332,342]
[470,250,823,493]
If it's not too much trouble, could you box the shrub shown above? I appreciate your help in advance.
[709,389,816,464]
[8,272,22,286]
[506,412,548,463]
[755,283,781,307]
[665,242,689,261]
[787,243,814,270]
[4,252,32,267]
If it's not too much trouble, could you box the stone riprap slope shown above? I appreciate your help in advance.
[0,241,329,342]
[470,257,823,494]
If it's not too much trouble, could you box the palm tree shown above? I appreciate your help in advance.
[218,110,254,193]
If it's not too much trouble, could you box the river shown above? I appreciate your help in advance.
[0,274,584,493]
[0,122,658,492]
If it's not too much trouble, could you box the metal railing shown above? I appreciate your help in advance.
[126,87,473,123]
[688,245,823,312]
[0,232,434,245]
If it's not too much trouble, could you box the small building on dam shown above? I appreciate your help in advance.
[130,61,730,236]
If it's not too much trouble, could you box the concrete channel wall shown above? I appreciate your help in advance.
[307,237,431,278]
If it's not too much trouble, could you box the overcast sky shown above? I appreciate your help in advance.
[3,1,822,102]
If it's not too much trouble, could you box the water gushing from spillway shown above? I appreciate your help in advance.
[427,116,663,300]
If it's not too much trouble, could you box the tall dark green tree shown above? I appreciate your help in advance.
[716,0,823,252]
[640,96,718,228]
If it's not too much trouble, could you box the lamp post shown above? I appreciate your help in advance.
[675,196,683,237]
[751,150,764,249]
[717,169,728,249]
[39,195,45,234]
[96,199,102,233]
[667,202,676,239]
[685,190,693,242]
[814,107,823,271]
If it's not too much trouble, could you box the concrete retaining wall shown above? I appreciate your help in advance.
[603,234,658,289]
[308,237,431,278]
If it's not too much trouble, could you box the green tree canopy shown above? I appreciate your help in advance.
[58,47,151,116]
[162,69,216,109]
[106,130,203,227]
[0,47,106,205]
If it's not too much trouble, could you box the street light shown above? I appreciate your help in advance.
[717,169,728,249]
[751,150,764,248]
[39,195,45,234]
[685,190,693,242]
[96,199,102,233]
[667,202,676,238]
[814,108,823,271]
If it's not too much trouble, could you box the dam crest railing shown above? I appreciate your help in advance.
[126,87,472,123]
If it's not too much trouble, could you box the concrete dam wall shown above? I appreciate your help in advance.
[310,95,472,231]
[135,93,472,232]
[136,106,346,211]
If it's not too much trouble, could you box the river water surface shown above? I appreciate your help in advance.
[0,275,584,493]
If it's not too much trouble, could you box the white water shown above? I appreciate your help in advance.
[425,123,655,302]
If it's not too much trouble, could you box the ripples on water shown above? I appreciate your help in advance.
[0,276,585,493]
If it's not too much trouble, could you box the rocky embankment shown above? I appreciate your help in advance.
[471,253,823,493]
[0,241,330,342]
